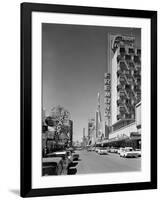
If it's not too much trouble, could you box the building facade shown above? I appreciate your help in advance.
[95,92,103,141]
[107,35,141,147]
[82,128,88,148]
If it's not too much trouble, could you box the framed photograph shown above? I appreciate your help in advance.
[21,2,157,197]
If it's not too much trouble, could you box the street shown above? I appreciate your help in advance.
[68,150,141,175]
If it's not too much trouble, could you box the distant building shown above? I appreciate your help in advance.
[88,118,96,145]
[82,128,88,147]
[95,93,103,142]
[73,140,81,147]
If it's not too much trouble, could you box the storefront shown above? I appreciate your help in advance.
[100,132,141,149]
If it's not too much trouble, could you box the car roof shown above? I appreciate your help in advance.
[43,157,62,163]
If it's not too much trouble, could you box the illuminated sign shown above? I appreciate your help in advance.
[104,73,111,118]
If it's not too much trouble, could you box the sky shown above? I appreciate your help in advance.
[42,23,141,142]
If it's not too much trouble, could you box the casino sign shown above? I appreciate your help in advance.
[111,35,135,53]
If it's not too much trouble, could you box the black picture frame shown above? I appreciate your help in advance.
[21,2,157,198]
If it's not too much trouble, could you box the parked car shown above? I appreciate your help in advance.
[66,150,73,165]
[46,151,69,173]
[135,149,141,157]
[98,147,109,155]
[87,147,92,151]
[117,147,125,154]
[95,147,101,153]
[42,157,63,176]
[109,147,118,153]
[75,147,83,151]
[120,147,139,158]
[91,147,96,151]
[73,152,79,161]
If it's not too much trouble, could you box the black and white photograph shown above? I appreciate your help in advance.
[20,2,157,197]
[42,23,142,176]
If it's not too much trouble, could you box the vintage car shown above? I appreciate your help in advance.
[42,157,63,176]
[98,147,109,155]
[120,147,139,158]
[72,152,79,161]
[117,147,125,154]
[87,147,92,151]
[109,147,118,153]
[95,147,101,153]
[91,147,96,151]
[46,151,69,173]
[66,150,73,164]
[135,149,141,157]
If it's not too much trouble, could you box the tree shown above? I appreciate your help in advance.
[50,105,71,124]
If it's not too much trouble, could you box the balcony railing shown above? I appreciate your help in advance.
[124,103,130,114]
[133,70,141,77]
[117,98,125,106]
[117,101,129,114]
[119,61,128,71]
[133,55,141,64]
[137,49,141,56]
[119,91,126,98]
[119,106,126,113]
[128,107,135,114]
[136,91,141,101]
[117,84,125,91]
[117,69,123,76]
[120,47,126,54]
[117,55,124,63]
[134,77,141,85]
[124,88,130,99]
[127,61,135,70]
[125,54,132,61]
[118,75,126,84]
[124,70,131,76]
[124,75,133,85]
[128,48,135,54]
[134,85,141,92]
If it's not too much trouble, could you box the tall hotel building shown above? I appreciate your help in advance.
[106,35,141,147]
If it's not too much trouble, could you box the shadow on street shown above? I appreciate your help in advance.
[69,162,78,167]
[68,167,77,175]
[67,161,79,175]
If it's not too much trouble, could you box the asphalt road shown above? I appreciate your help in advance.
[68,150,141,175]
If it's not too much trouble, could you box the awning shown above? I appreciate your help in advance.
[128,136,141,141]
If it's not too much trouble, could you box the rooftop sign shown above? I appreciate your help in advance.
[111,35,135,53]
